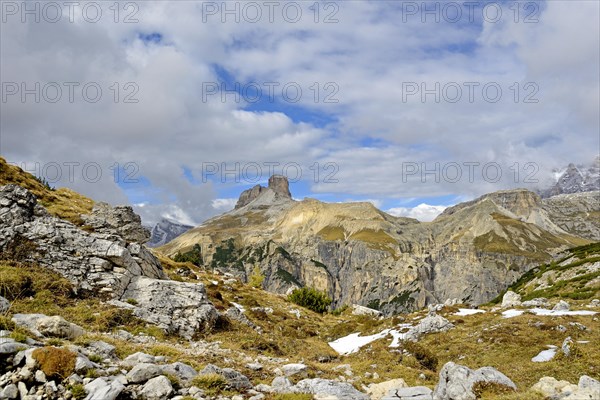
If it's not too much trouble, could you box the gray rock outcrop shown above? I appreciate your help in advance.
[235,175,292,209]
[82,202,151,243]
[501,291,522,308]
[119,276,219,338]
[0,185,219,338]
[404,314,454,342]
[432,362,516,400]
[294,378,370,400]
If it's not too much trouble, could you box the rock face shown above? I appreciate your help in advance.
[119,276,219,338]
[543,192,600,241]
[0,184,165,297]
[0,184,219,337]
[235,175,292,209]
[163,183,596,315]
[82,202,151,244]
[146,218,193,247]
[541,158,600,198]
[432,362,516,400]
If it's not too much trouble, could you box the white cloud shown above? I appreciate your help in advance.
[387,204,448,222]
[2,1,598,226]
[211,198,237,212]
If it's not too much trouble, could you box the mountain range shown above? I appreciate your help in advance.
[160,173,599,315]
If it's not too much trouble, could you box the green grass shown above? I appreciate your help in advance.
[349,229,398,255]
[317,226,346,241]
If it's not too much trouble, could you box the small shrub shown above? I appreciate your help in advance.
[0,235,39,263]
[0,316,15,330]
[331,304,348,316]
[164,373,180,389]
[46,338,64,346]
[402,341,438,371]
[125,298,138,306]
[88,354,103,363]
[191,373,228,395]
[249,265,265,288]
[32,347,77,380]
[85,369,98,379]
[288,287,332,314]
[68,383,87,400]
[9,329,28,343]
[472,381,516,397]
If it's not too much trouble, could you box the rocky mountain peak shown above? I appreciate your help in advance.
[235,175,292,209]
[268,174,292,198]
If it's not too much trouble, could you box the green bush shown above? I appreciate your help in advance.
[402,341,438,371]
[191,373,228,395]
[248,265,265,288]
[173,244,203,266]
[288,287,332,314]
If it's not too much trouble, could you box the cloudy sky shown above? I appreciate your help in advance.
[1,1,598,225]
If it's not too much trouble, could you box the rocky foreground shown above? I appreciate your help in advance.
[1,161,599,399]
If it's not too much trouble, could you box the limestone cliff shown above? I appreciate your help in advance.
[161,177,597,315]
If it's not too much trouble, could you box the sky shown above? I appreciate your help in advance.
[1,1,599,226]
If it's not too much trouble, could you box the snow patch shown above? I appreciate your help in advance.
[454,308,486,316]
[502,308,597,318]
[531,346,557,362]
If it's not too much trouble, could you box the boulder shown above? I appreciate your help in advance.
[522,298,548,308]
[405,314,454,342]
[126,363,163,383]
[553,300,570,311]
[139,375,174,400]
[282,363,308,377]
[295,378,370,400]
[86,341,117,360]
[0,338,29,355]
[161,362,198,381]
[382,387,433,400]
[200,364,252,390]
[531,377,575,397]
[579,375,600,392]
[36,315,84,339]
[121,351,156,366]
[367,379,408,400]
[1,383,18,399]
[501,291,522,308]
[119,276,219,339]
[84,377,125,400]
[562,336,574,357]
[352,304,383,317]
[433,362,516,400]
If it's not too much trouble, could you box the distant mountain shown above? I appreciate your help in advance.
[160,175,596,315]
[146,218,193,247]
[540,157,600,198]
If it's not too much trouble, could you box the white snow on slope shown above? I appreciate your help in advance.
[503,308,597,318]
[454,308,486,316]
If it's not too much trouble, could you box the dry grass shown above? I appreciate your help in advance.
[32,347,77,379]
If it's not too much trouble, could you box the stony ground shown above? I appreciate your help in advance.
[1,257,599,399]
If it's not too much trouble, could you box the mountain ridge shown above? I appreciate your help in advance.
[160,175,596,315]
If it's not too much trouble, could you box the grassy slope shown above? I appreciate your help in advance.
[3,255,598,399]
[0,156,94,225]
[492,242,600,302]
